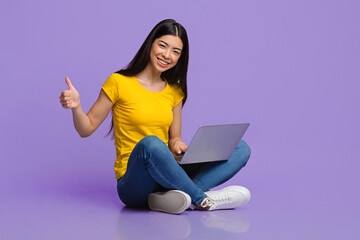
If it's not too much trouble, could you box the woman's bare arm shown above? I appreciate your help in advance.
[59,77,113,137]
[169,101,188,155]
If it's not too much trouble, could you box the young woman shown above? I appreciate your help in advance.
[59,19,251,214]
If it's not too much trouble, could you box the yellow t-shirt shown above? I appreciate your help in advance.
[102,73,184,180]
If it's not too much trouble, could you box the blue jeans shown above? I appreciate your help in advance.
[117,135,251,207]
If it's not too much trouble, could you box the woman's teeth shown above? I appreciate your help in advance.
[158,59,169,65]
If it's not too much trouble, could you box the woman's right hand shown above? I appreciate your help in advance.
[60,77,80,109]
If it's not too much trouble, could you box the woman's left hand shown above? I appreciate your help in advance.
[170,139,188,155]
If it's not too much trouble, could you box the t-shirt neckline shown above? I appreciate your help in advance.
[133,76,168,93]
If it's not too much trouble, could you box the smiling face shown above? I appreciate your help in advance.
[149,35,183,74]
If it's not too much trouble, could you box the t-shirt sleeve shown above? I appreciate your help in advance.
[173,84,185,107]
[102,73,119,104]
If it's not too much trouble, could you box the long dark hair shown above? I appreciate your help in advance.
[107,19,189,138]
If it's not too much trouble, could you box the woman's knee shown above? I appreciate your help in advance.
[135,135,170,163]
[234,140,251,167]
[137,135,165,152]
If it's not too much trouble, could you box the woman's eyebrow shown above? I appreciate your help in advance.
[159,40,182,51]
[159,40,169,46]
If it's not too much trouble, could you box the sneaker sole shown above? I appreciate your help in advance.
[148,190,191,214]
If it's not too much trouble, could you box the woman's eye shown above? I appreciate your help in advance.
[174,51,180,55]
[159,44,165,48]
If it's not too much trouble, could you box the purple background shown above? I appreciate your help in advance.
[1,0,359,239]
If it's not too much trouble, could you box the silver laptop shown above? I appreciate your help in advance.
[175,123,249,164]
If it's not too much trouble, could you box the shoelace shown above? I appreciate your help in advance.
[210,193,231,205]
[200,198,216,210]
[200,193,232,211]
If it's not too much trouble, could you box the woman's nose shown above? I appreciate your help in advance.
[162,50,171,59]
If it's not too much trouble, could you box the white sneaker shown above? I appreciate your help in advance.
[148,190,191,214]
[196,186,251,211]
[221,186,251,205]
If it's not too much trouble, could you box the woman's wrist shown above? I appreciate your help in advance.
[169,138,181,147]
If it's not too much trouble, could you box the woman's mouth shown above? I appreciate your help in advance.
[157,58,170,67]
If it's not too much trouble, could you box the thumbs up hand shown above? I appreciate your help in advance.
[59,77,80,109]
